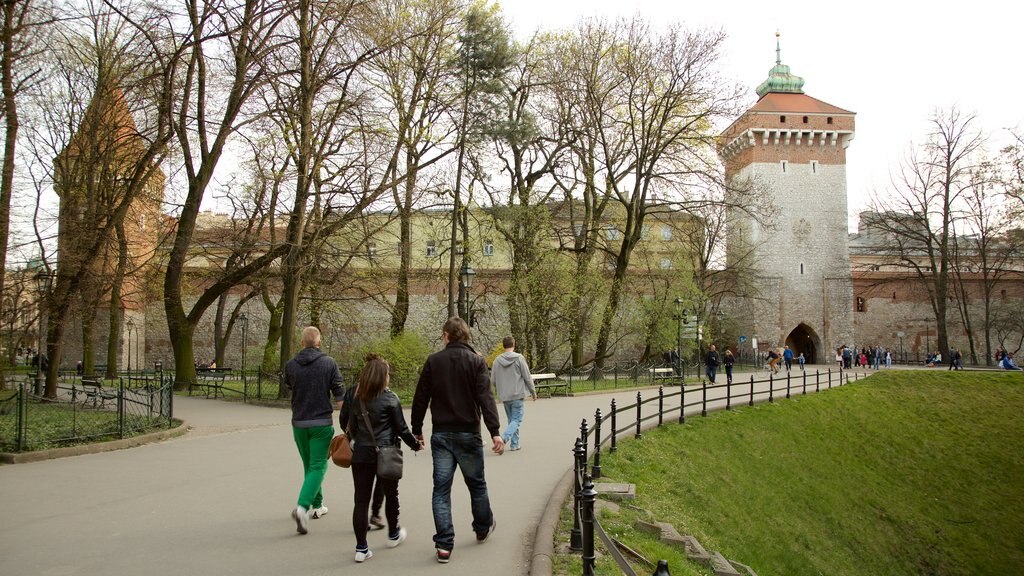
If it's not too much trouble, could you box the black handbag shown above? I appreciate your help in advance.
[359,400,404,480]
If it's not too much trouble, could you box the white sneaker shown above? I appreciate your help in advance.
[354,549,373,563]
[292,506,309,535]
[309,505,328,519]
[386,527,407,548]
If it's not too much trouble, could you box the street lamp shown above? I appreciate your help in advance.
[238,312,248,384]
[673,297,684,383]
[33,271,53,396]
[459,262,475,322]
[126,318,135,373]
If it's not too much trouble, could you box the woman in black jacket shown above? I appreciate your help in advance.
[339,354,422,563]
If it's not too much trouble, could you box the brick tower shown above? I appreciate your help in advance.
[719,35,855,363]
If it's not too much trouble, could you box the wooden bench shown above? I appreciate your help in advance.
[190,373,227,398]
[80,378,116,408]
[649,367,676,383]
[532,373,569,397]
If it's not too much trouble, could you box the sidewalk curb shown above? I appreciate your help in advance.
[530,466,574,576]
[0,419,188,464]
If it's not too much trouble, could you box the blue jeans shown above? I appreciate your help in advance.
[430,432,493,550]
[502,399,525,449]
[705,365,717,383]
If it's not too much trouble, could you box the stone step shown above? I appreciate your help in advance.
[710,551,742,576]
[593,482,635,500]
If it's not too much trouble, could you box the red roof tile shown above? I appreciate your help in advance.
[749,92,854,115]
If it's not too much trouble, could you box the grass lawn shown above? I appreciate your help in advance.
[572,370,1024,576]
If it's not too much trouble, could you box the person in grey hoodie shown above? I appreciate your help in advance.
[285,326,344,535]
[490,336,537,452]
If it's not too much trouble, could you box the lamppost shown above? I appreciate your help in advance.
[459,262,475,322]
[673,297,684,382]
[239,312,248,385]
[897,331,905,364]
[33,271,53,396]
[126,318,135,373]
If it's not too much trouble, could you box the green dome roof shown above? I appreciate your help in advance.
[755,34,805,98]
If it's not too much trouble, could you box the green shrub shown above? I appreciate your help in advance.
[345,332,431,398]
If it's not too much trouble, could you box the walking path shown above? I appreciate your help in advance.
[0,365,874,576]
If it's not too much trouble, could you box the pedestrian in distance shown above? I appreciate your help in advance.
[798,352,805,371]
[724,349,735,385]
[783,345,794,372]
[491,336,537,452]
[705,344,720,383]
[885,349,892,368]
[338,354,423,563]
[285,326,344,535]
[411,317,503,564]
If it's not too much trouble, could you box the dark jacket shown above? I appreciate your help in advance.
[339,388,419,464]
[706,350,720,368]
[285,347,344,428]
[411,341,501,439]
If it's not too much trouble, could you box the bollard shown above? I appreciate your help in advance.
[802,370,807,395]
[749,375,754,407]
[658,386,664,426]
[580,419,589,473]
[652,559,671,576]
[769,372,774,403]
[592,408,603,479]
[610,399,618,453]
[581,474,597,576]
[570,438,584,551]
[701,378,707,417]
[679,382,686,424]
[828,368,832,389]
[786,371,791,399]
[16,382,25,452]
[726,376,731,410]
[635,392,642,439]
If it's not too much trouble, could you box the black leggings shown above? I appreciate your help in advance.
[351,462,400,548]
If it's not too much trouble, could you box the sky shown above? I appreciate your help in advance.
[501,0,1023,232]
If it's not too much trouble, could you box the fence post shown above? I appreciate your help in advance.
[816,370,820,392]
[828,368,833,389]
[118,378,125,439]
[16,382,25,452]
[580,419,589,471]
[658,386,664,426]
[786,371,791,399]
[769,373,774,403]
[726,376,731,410]
[701,379,707,417]
[592,408,603,479]
[634,392,642,439]
[802,370,807,395]
[570,438,584,551]
[610,399,618,453]
[749,375,754,406]
[581,474,597,576]
[678,382,685,424]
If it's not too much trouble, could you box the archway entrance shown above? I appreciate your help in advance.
[785,323,819,364]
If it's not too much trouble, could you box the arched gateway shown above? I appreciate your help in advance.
[785,323,820,364]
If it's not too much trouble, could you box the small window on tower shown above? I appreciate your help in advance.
[1001,289,1008,300]
[802,116,808,123]
[811,160,818,174]
[856,297,865,312]
[781,160,788,173]
[800,263,804,275]
[827,117,833,124]
[780,115,786,123]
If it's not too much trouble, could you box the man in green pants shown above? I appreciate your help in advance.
[286,326,345,534]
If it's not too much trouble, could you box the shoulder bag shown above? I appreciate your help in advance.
[329,401,356,468]
[359,399,403,480]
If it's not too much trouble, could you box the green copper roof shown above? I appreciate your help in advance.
[755,33,805,98]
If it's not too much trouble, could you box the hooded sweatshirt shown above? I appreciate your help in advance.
[491,351,536,403]
[285,347,345,428]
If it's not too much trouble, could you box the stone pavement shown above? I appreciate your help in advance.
[0,365,873,576]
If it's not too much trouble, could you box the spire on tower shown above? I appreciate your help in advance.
[756,32,805,98]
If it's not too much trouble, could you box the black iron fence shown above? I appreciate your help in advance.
[0,371,175,453]
[568,368,861,575]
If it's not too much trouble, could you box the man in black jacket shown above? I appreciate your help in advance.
[412,317,503,564]
[285,326,344,535]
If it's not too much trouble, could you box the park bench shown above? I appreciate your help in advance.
[80,378,116,409]
[532,373,569,397]
[648,367,675,383]
[190,372,227,398]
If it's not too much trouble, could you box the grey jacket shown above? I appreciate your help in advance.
[491,351,536,402]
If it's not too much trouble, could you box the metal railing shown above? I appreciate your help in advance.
[568,368,860,575]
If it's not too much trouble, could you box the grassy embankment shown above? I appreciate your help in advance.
[555,370,1024,576]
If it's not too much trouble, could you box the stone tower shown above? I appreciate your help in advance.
[719,35,855,363]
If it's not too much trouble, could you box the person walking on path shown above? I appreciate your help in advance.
[491,336,537,452]
[705,344,720,383]
[339,354,422,563]
[798,352,806,371]
[412,317,504,564]
[723,349,735,385]
[285,326,344,535]
[783,346,794,372]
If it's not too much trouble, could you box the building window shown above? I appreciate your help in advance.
[1001,289,1007,300]
[641,225,650,240]
[660,225,672,241]
[605,226,620,241]
[802,116,808,123]
[574,223,583,236]
[856,297,865,312]
[872,265,881,271]
[827,117,833,124]
[659,258,672,270]
[800,263,804,275]
[367,242,377,258]
[456,242,464,255]
[811,160,818,174]
[781,160,788,173]
[140,214,146,231]
[780,115,786,123]
[426,240,436,257]
[483,240,494,257]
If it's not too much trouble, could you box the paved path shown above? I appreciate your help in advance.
[0,365,872,576]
